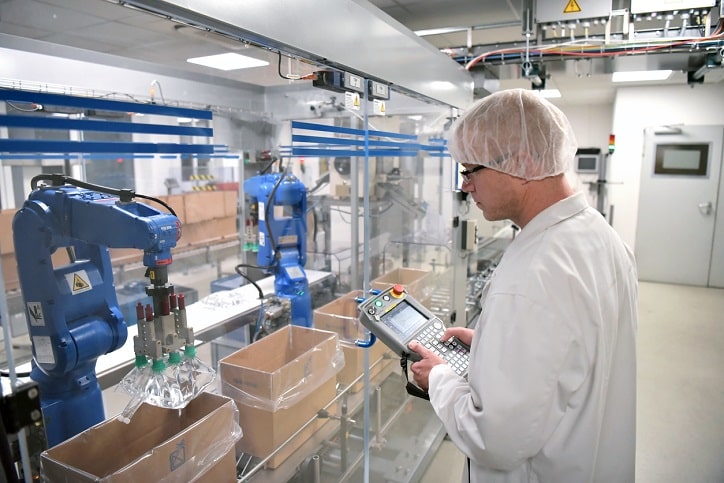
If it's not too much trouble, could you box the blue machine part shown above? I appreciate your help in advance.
[12,184,180,446]
[244,172,311,327]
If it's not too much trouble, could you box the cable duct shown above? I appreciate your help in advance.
[449,4,724,83]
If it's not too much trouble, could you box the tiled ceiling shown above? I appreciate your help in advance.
[0,0,722,106]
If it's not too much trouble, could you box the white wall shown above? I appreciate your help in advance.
[559,103,615,209]
[561,103,615,148]
[609,83,724,249]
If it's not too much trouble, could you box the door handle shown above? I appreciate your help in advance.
[698,201,713,215]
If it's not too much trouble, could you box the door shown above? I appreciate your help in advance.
[635,125,724,287]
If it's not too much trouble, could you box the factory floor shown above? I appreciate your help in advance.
[419,281,724,483]
[4,267,723,482]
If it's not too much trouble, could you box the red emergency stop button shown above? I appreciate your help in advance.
[391,284,404,298]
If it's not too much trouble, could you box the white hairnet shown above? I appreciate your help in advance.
[448,89,578,180]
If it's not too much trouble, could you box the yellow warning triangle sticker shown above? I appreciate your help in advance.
[563,0,581,13]
[72,273,90,291]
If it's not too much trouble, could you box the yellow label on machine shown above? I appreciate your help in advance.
[66,270,92,294]
[564,0,582,13]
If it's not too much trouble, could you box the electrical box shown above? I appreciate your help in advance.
[313,70,364,94]
[368,80,390,100]
[461,219,477,251]
[344,72,364,93]
[535,0,612,24]
[630,0,716,14]
[574,148,602,174]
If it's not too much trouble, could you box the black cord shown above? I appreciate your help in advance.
[264,167,287,262]
[30,174,177,218]
[306,172,329,194]
[0,372,30,378]
[259,156,280,175]
[277,52,300,81]
[133,192,177,218]
[400,354,430,401]
[234,264,265,300]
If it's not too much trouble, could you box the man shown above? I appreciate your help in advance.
[409,89,638,483]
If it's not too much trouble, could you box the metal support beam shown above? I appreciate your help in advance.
[121,0,473,108]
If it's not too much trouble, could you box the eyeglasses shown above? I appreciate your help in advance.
[460,165,486,182]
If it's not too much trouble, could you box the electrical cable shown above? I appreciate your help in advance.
[464,24,724,70]
[0,371,30,378]
[96,92,146,103]
[263,163,289,263]
[233,264,265,300]
[259,155,280,175]
[149,80,165,104]
[6,101,42,112]
[306,172,330,194]
[252,299,265,341]
[29,174,177,218]
[276,52,317,81]
[277,52,301,80]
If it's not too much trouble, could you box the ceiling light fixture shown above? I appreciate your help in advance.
[186,53,269,71]
[612,70,672,82]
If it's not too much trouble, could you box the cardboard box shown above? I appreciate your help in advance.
[313,290,368,344]
[216,182,239,193]
[219,325,343,468]
[371,267,433,303]
[184,191,226,224]
[338,343,394,393]
[41,392,241,483]
[0,209,17,255]
[108,247,142,265]
[157,194,187,224]
[313,291,393,392]
[222,190,238,218]
[1,253,18,292]
[180,217,237,246]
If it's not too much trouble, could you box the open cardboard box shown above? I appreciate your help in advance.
[371,267,434,305]
[41,392,241,483]
[219,325,343,468]
[313,291,393,392]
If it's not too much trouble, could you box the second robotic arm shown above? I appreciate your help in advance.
[244,171,312,327]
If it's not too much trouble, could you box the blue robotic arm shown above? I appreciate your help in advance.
[12,175,180,446]
[244,171,312,327]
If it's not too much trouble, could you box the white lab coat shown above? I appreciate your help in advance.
[428,192,638,483]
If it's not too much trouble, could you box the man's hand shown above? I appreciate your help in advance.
[408,327,474,391]
[407,341,446,392]
[441,327,474,347]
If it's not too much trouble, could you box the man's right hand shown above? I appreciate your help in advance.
[441,327,474,346]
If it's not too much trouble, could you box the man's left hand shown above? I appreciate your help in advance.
[407,341,446,392]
